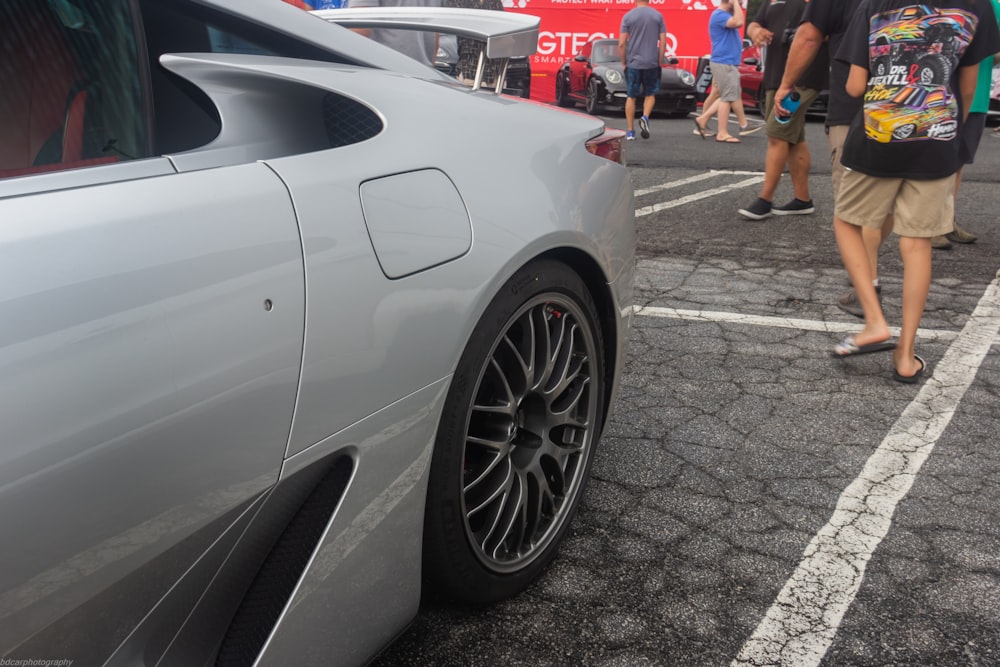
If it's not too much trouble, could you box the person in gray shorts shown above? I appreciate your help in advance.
[692,0,746,143]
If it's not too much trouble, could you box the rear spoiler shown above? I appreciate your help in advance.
[312,7,539,93]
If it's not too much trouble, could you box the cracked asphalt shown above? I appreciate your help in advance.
[372,115,1000,666]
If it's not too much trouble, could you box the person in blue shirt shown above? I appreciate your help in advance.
[693,0,746,142]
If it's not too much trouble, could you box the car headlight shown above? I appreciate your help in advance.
[606,70,623,85]
[679,70,695,87]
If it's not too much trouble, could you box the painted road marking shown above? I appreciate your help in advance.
[633,170,765,198]
[634,175,765,218]
[633,306,962,343]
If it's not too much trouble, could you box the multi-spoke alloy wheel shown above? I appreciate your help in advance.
[423,260,606,603]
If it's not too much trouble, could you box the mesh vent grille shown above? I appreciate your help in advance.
[322,93,382,148]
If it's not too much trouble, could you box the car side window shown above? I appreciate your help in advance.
[138,0,355,155]
[0,0,152,180]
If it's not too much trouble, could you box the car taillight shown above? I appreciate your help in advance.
[585,129,626,165]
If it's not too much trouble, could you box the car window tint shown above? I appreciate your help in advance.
[206,28,276,57]
[0,0,152,179]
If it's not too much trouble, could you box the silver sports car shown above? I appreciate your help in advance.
[0,1,634,665]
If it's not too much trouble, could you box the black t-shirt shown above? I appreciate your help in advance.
[838,0,1000,179]
[801,0,865,126]
[753,0,829,90]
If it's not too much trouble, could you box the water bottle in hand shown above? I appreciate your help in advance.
[775,91,800,124]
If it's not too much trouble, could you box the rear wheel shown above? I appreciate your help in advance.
[422,260,606,603]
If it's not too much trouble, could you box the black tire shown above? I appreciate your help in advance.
[554,73,573,108]
[916,53,951,85]
[422,260,606,604]
[585,79,601,115]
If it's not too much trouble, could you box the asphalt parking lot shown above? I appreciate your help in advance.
[374,113,1000,666]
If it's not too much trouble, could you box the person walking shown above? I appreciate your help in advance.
[694,82,762,138]
[619,0,666,141]
[773,0,885,317]
[737,0,829,220]
[831,0,1000,382]
[930,0,1000,249]
[693,0,747,143]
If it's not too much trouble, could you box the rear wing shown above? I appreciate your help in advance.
[312,7,539,93]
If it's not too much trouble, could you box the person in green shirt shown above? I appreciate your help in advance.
[931,0,1000,248]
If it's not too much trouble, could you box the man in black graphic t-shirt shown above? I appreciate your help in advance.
[830,0,1000,383]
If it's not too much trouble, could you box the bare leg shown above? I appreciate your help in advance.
[643,95,655,119]
[866,214,894,282]
[760,137,790,202]
[893,235,932,378]
[834,217,891,345]
[734,99,748,127]
[696,99,720,130]
[716,101,735,140]
[625,97,636,132]
[788,140,812,201]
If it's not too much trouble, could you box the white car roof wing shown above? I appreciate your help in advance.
[312,8,539,59]
[312,7,539,93]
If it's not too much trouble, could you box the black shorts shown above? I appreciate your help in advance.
[960,112,987,165]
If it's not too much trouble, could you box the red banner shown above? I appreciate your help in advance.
[504,0,716,103]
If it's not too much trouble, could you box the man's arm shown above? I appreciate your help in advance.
[774,21,825,114]
[659,31,667,65]
[619,32,628,67]
[727,0,744,29]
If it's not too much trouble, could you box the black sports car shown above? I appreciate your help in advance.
[554,38,697,116]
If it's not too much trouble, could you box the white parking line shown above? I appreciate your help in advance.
[633,170,765,198]
[725,270,1000,666]
[633,306,961,343]
[635,175,765,218]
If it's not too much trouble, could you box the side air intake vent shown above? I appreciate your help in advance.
[215,456,354,667]
[323,93,383,148]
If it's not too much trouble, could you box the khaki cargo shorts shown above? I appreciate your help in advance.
[835,168,956,238]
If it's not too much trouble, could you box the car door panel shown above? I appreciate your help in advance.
[0,162,304,660]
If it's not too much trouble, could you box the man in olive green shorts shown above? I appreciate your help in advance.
[738,0,828,220]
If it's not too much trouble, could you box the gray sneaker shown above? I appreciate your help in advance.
[931,234,952,250]
[738,197,773,220]
[772,198,815,215]
[946,222,977,244]
[837,285,881,319]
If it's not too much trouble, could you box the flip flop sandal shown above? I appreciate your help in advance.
[692,128,716,137]
[833,335,897,357]
[892,354,926,384]
[692,118,708,139]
